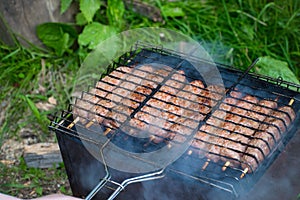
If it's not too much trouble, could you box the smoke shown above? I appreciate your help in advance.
[141,175,208,200]
[238,129,300,200]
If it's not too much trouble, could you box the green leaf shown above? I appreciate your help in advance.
[36,187,43,196]
[107,0,125,28]
[161,6,185,17]
[60,0,73,14]
[21,95,41,122]
[60,186,66,193]
[18,73,25,79]
[79,0,101,23]
[78,22,117,49]
[76,13,88,26]
[37,23,77,56]
[254,56,300,84]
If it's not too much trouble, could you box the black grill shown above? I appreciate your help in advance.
[49,42,300,200]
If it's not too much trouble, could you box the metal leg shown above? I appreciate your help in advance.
[85,139,112,200]
[107,168,166,200]
[85,173,111,200]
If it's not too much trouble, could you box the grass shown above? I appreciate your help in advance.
[157,0,300,75]
[0,158,71,198]
[0,0,299,198]
[0,45,79,142]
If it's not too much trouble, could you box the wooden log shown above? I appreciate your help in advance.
[23,142,63,168]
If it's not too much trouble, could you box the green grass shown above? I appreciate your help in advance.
[0,158,71,198]
[150,0,300,77]
[0,45,79,142]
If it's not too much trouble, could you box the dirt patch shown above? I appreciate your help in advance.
[0,137,72,199]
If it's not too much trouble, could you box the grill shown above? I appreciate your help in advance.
[49,42,300,200]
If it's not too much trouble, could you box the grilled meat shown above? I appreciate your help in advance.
[74,64,296,174]
[241,105,295,172]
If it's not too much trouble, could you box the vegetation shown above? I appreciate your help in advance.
[0,0,299,198]
[0,158,71,198]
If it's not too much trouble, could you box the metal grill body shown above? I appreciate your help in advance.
[50,43,300,200]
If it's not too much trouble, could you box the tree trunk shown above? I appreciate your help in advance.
[0,0,77,47]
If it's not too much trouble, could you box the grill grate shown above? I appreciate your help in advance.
[49,42,300,199]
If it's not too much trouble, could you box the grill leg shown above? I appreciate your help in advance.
[85,173,111,200]
[107,168,165,200]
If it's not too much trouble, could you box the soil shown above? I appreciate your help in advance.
[0,131,73,199]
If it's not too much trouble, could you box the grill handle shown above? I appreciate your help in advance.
[228,58,259,93]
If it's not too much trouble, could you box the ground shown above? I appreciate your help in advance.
[0,130,72,199]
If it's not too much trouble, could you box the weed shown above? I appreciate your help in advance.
[0,158,70,198]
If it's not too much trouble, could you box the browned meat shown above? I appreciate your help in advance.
[258,106,295,142]
[215,95,258,167]
[247,100,277,122]
[241,131,273,172]
[206,129,231,162]
[104,66,134,86]
[206,110,227,129]
[220,132,250,166]
[73,89,114,124]
[227,95,259,122]
[241,105,296,172]
[238,99,278,172]
[219,91,243,111]
[206,85,225,97]
[199,85,224,104]
[75,63,297,175]
[103,65,173,129]
[120,68,188,142]
[191,125,214,152]
[73,66,133,123]
[192,124,227,162]
[103,105,133,128]
[191,131,210,158]
[74,65,145,125]
[197,91,243,163]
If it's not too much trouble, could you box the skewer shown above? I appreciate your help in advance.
[222,161,230,171]
[85,119,96,128]
[202,159,210,170]
[149,135,156,143]
[240,167,249,179]
[289,98,294,106]
[67,117,80,129]
[143,135,156,147]
[103,128,111,136]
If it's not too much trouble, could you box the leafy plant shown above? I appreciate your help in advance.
[38,0,125,56]
[79,0,101,23]
[36,0,300,83]
[254,56,300,84]
[36,23,77,56]
[78,22,117,49]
